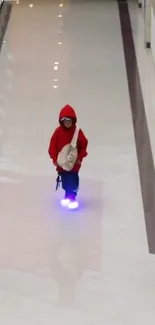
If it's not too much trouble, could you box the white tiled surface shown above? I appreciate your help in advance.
[0,0,155,324]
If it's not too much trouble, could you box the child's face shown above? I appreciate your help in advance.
[63,119,72,128]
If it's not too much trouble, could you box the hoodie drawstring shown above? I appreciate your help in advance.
[56,173,61,191]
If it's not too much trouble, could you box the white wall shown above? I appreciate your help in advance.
[138,0,145,12]
[138,0,155,63]
[144,0,151,46]
[151,6,155,63]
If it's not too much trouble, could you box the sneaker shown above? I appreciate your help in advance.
[68,199,79,209]
[61,197,70,207]
[60,192,70,207]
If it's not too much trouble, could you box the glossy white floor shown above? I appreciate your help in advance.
[0,0,155,324]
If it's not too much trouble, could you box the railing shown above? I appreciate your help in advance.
[137,0,155,63]
[151,2,155,62]
[137,0,151,49]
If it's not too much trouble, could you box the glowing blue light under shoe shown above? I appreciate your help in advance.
[60,198,70,207]
[68,200,79,209]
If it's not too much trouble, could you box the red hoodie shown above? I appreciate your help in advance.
[48,105,88,172]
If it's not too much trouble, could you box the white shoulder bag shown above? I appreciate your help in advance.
[57,127,79,171]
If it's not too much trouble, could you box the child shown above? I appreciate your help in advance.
[48,104,88,201]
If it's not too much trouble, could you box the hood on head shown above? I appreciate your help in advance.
[59,105,77,124]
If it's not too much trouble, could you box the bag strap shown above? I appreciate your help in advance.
[71,127,79,148]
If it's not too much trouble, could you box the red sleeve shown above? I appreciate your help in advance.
[48,129,58,163]
[77,129,88,162]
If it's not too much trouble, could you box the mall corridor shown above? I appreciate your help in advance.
[0,0,155,324]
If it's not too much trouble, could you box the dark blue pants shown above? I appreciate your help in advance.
[59,171,79,196]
